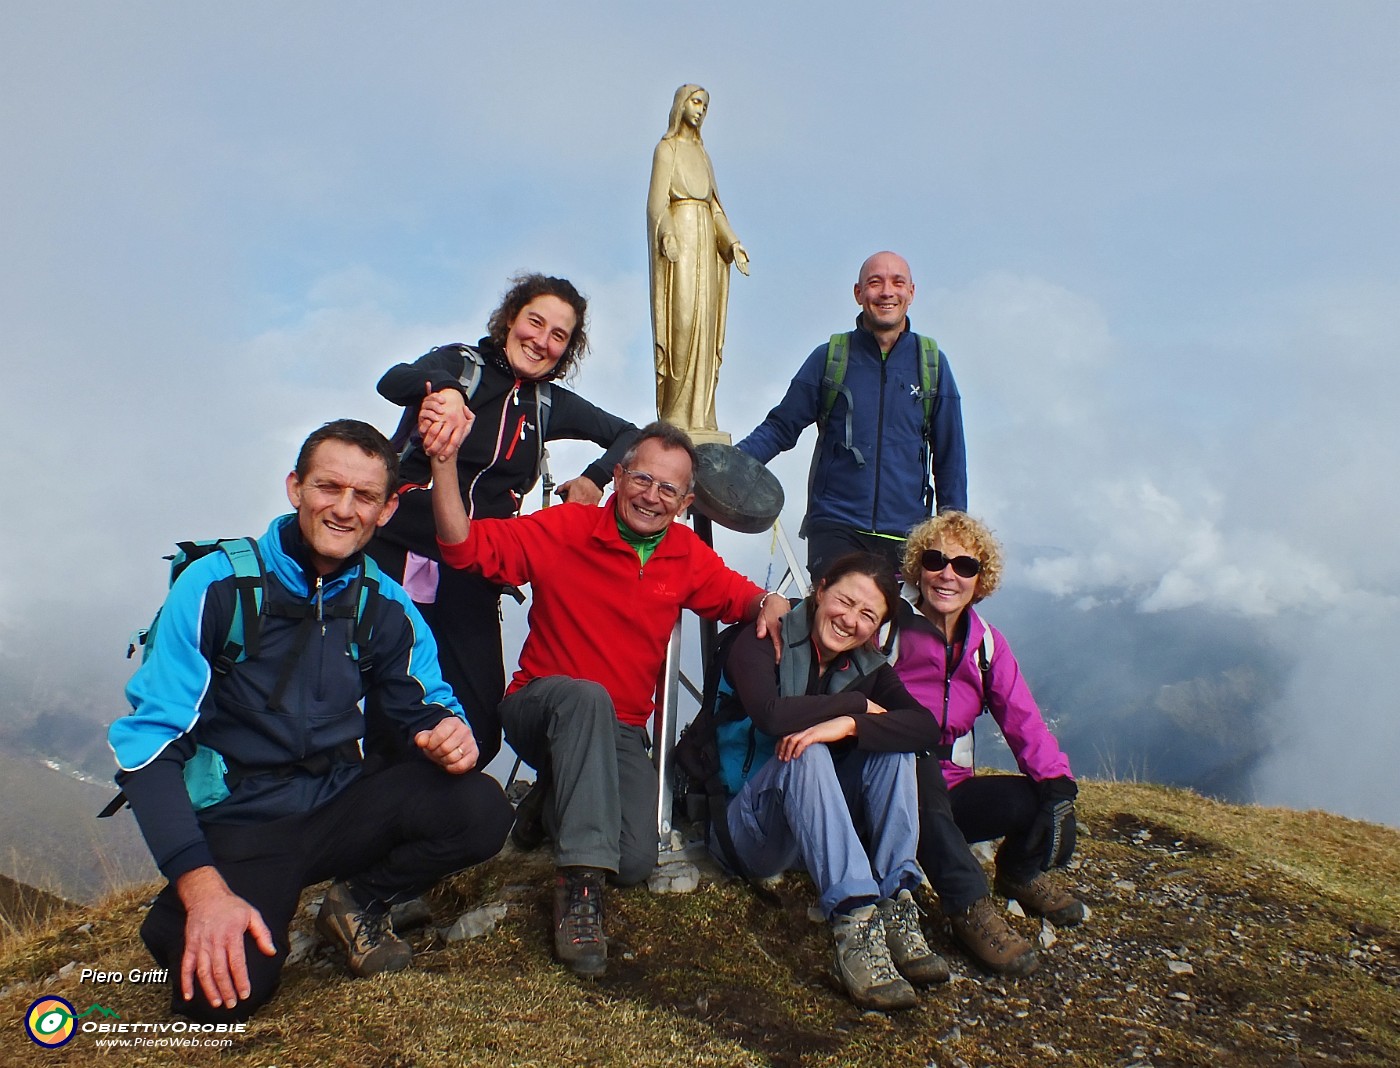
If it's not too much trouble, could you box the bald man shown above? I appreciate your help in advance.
[737,252,968,579]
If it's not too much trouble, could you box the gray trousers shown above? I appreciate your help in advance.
[499,676,659,885]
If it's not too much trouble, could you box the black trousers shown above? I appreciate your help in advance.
[140,762,512,1023]
[914,756,991,914]
[365,535,506,767]
[948,773,1044,885]
[805,522,907,583]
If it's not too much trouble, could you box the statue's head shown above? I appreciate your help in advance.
[664,84,709,140]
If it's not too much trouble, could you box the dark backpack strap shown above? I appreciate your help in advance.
[349,555,381,674]
[213,538,265,673]
[97,791,127,818]
[266,611,317,714]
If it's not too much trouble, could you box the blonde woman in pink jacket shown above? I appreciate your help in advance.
[891,512,1086,929]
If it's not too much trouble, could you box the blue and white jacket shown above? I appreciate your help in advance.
[109,515,463,882]
[737,317,967,537]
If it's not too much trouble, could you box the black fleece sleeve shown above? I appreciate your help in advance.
[376,345,468,407]
[545,387,641,491]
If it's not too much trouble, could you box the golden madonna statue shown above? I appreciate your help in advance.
[647,84,749,442]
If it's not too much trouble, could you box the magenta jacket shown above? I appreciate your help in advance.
[890,599,1072,792]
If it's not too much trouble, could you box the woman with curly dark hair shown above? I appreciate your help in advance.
[367,273,638,766]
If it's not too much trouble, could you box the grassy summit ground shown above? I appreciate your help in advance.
[2,779,1397,1067]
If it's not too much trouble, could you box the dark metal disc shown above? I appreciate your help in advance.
[691,442,784,534]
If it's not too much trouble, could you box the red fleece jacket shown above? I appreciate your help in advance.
[439,499,762,727]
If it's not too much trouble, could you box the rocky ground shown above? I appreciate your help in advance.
[2,780,1396,1067]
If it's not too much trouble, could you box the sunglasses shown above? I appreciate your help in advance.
[920,549,982,579]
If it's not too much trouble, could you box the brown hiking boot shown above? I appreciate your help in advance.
[831,904,918,1011]
[877,890,950,985]
[553,867,607,978]
[995,870,1087,927]
[316,881,413,978]
[949,897,1039,978]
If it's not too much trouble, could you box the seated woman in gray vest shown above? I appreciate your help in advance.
[712,553,946,1012]
[367,274,639,766]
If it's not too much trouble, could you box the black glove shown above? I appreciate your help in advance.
[1029,776,1078,870]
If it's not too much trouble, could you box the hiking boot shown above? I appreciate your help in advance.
[949,897,1039,978]
[510,778,549,852]
[831,904,918,1011]
[316,881,413,978]
[995,870,1087,927]
[553,867,607,978]
[877,889,950,985]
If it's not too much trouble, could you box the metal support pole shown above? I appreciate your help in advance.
[654,512,718,851]
[653,616,684,850]
[773,517,811,598]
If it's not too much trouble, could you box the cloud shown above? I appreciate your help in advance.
[3,2,1398,828]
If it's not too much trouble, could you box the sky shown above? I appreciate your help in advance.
[2,2,1397,827]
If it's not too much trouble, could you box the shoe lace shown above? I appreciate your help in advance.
[355,908,392,951]
[887,897,925,944]
[564,878,602,946]
[850,915,901,983]
[964,900,1015,952]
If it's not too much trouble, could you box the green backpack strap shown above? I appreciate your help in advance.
[817,332,864,467]
[916,335,942,433]
[914,335,942,513]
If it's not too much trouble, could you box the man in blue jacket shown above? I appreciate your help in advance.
[736,251,968,579]
[109,419,512,1022]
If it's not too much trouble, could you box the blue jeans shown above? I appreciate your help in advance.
[719,745,921,919]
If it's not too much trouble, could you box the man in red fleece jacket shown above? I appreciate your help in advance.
[429,419,786,978]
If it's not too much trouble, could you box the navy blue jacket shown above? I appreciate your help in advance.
[110,516,463,882]
[737,318,967,537]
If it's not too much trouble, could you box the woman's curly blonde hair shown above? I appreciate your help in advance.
[901,511,1004,604]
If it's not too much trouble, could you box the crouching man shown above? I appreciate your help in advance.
[108,419,513,1022]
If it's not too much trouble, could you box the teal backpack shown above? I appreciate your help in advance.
[127,538,381,674]
[102,538,381,816]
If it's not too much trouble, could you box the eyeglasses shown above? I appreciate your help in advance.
[920,549,982,579]
[622,468,685,503]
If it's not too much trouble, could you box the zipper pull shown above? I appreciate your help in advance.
[316,576,325,629]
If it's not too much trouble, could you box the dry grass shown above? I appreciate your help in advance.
[2,780,1397,1067]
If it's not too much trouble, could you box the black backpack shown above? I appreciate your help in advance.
[672,625,776,895]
